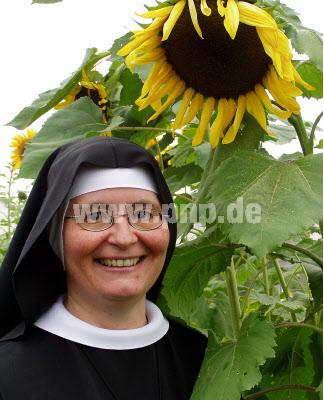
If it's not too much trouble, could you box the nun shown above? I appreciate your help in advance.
[0,137,206,400]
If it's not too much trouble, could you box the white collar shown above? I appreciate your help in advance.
[34,296,169,350]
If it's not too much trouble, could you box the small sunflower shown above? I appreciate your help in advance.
[118,0,313,148]
[55,70,109,122]
[10,128,37,170]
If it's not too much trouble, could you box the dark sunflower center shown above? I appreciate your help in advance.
[162,0,271,99]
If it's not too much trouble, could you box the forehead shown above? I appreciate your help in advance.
[70,187,160,206]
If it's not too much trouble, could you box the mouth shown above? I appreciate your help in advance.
[95,255,146,269]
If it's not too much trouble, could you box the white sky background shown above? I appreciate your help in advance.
[0,0,323,174]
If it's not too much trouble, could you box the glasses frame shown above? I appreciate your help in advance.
[64,209,167,232]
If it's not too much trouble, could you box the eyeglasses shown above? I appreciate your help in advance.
[64,204,166,232]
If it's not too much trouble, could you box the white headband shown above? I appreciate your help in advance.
[48,165,158,266]
[67,165,158,199]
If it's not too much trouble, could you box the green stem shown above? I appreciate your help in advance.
[263,259,270,296]
[282,242,323,267]
[288,114,313,156]
[272,258,297,322]
[225,258,242,339]
[310,111,323,148]
[243,384,317,400]
[274,321,323,334]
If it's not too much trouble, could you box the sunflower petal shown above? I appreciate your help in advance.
[138,6,174,19]
[162,0,186,41]
[118,35,148,57]
[188,0,204,39]
[192,97,215,146]
[173,87,195,130]
[238,1,277,29]
[264,74,300,113]
[182,92,204,125]
[200,0,211,16]
[137,74,178,109]
[223,98,236,129]
[223,0,239,40]
[254,84,292,119]
[147,80,186,122]
[209,98,227,148]
[140,60,165,99]
[246,91,267,131]
[222,95,246,144]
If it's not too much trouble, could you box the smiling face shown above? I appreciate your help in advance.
[63,188,170,305]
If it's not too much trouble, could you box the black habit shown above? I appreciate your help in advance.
[0,137,206,399]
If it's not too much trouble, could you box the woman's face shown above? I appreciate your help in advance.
[63,188,169,304]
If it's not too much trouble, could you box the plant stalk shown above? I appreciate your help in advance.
[243,384,317,400]
[272,258,297,322]
[282,242,323,267]
[288,114,313,156]
[274,321,323,334]
[225,258,242,339]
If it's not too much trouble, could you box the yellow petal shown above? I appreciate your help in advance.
[223,0,239,40]
[173,87,195,130]
[222,95,246,144]
[264,74,300,113]
[209,98,228,148]
[182,92,204,125]
[200,0,211,16]
[238,1,277,29]
[217,0,226,17]
[147,80,186,122]
[293,67,315,91]
[140,60,165,99]
[188,0,204,39]
[223,98,236,129]
[117,35,147,57]
[138,6,174,19]
[246,91,267,131]
[135,35,161,54]
[162,0,186,41]
[254,84,292,119]
[192,97,215,146]
[137,74,178,109]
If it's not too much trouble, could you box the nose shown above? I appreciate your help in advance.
[105,214,138,248]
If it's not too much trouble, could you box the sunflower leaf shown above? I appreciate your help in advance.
[7,48,108,130]
[260,327,315,400]
[191,315,276,400]
[296,61,323,99]
[164,163,203,193]
[157,228,233,330]
[205,151,323,257]
[19,98,107,179]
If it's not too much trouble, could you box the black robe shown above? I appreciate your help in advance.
[0,137,207,399]
[0,320,206,400]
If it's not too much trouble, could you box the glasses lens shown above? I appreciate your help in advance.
[129,208,163,230]
[80,209,113,231]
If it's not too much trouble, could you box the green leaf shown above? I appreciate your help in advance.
[109,32,132,60]
[119,69,143,106]
[8,48,108,129]
[19,98,107,178]
[164,163,202,193]
[261,327,315,400]
[206,151,323,257]
[192,315,276,400]
[157,229,233,329]
[296,61,323,99]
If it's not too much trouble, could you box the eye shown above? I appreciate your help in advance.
[134,209,151,219]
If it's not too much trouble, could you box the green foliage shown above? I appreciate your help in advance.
[7,48,108,130]
[0,166,30,264]
[192,315,276,400]
[19,98,107,178]
[205,151,323,257]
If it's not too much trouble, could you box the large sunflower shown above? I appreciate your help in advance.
[10,128,37,170]
[118,0,313,148]
[55,70,109,122]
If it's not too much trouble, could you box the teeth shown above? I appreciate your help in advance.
[99,257,141,267]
